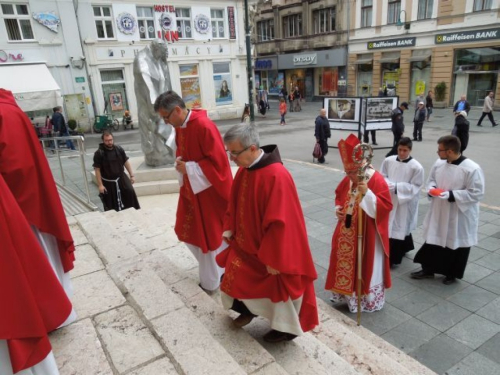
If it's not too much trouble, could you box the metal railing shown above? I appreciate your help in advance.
[38,135,96,209]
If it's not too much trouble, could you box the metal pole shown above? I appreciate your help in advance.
[77,137,92,205]
[55,139,66,186]
[244,0,255,122]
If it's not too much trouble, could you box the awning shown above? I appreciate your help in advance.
[379,57,400,64]
[408,54,431,62]
[0,63,62,112]
[353,58,373,64]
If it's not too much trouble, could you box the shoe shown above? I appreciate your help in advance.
[413,138,418,141]
[418,139,422,142]
[263,329,297,343]
[233,313,256,328]
[493,123,498,127]
[372,142,378,146]
[443,277,456,285]
[477,124,483,127]
[410,270,434,279]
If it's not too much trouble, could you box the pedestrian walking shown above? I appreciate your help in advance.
[279,97,287,125]
[426,90,434,122]
[413,101,426,141]
[314,108,331,163]
[411,135,485,285]
[453,95,471,114]
[454,111,469,153]
[386,102,409,157]
[477,91,498,127]
[380,137,424,267]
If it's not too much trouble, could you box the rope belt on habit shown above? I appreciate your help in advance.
[102,176,124,210]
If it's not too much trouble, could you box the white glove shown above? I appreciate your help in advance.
[438,191,450,200]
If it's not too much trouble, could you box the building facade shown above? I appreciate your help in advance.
[253,0,349,101]
[0,0,91,127]
[347,0,500,107]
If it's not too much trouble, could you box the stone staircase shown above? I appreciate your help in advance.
[52,207,437,375]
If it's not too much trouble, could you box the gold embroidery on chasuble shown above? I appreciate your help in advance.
[221,256,242,293]
[235,172,248,248]
[332,189,362,295]
[178,130,194,241]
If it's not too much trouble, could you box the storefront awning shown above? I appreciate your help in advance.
[408,54,432,62]
[0,63,62,112]
[353,58,373,64]
[378,57,400,64]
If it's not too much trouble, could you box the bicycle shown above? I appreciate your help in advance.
[93,114,119,133]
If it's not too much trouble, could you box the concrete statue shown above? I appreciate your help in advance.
[133,40,175,166]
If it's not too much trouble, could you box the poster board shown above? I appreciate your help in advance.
[323,97,361,131]
[364,97,398,131]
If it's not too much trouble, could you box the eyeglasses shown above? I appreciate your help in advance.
[437,148,449,153]
[162,108,176,123]
[226,145,253,157]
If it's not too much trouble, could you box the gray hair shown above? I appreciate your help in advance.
[223,124,260,148]
[154,91,186,112]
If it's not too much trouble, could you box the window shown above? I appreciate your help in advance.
[257,19,274,42]
[211,9,225,38]
[361,0,373,27]
[93,6,114,39]
[214,62,232,105]
[387,0,401,25]
[1,3,34,41]
[313,7,336,34]
[176,8,192,39]
[283,14,302,38]
[100,70,129,115]
[417,0,433,20]
[137,7,155,39]
[473,0,492,11]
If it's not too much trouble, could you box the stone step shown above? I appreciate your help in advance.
[133,180,180,196]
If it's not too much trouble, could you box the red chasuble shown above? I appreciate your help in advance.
[0,89,75,272]
[325,171,392,295]
[175,109,232,253]
[0,174,72,373]
[216,146,319,332]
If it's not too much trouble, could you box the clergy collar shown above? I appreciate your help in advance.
[450,155,466,165]
[396,156,413,163]
[247,149,264,168]
[248,145,282,170]
[180,109,191,128]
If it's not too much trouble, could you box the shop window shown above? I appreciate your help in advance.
[93,6,114,39]
[257,19,274,42]
[313,7,336,34]
[283,14,302,38]
[214,62,232,106]
[1,3,34,41]
[137,7,155,39]
[417,0,433,20]
[387,0,401,25]
[473,0,492,11]
[361,0,373,27]
[211,9,225,39]
[100,70,129,115]
[176,8,192,39]
[179,64,201,109]
[318,67,339,96]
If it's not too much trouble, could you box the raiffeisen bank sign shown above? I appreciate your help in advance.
[367,37,416,50]
[435,28,500,44]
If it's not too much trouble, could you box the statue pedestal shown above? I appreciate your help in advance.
[91,156,179,196]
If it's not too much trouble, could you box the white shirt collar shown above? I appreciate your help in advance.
[248,149,264,168]
[180,109,191,128]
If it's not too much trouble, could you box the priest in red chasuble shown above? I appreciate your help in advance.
[0,89,76,326]
[154,91,232,292]
[0,173,72,375]
[216,124,318,343]
[325,134,392,313]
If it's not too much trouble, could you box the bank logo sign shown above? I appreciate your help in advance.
[368,37,416,50]
[435,28,500,44]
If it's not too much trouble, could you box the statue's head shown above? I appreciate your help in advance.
[150,40,168,63]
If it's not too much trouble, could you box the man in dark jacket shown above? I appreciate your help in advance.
[314,109,331,164]
[52,106,75,150]
[386,102,409,157]
[454,111,470,153]
[453,95,471,114]
[413,101,426,141]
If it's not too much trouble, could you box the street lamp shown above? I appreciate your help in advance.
[244,0,255,122]
[396,10,410,30]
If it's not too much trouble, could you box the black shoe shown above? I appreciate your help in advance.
[493,123,498,127]
[418,139,422,142]
[413,138,418,141]
[410,270,434,279]
[263,329,297,343]
[233,313,256,328]
[372,142,378,146]
[477,124,483,127]
[443,277,456,285]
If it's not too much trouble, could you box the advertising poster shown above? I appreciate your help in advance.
[365,97,398,130]
[180,77,201,109]
[214,74,232,105]
[109,92,124,111]
[268,71,282,94]
[324,97,361,131]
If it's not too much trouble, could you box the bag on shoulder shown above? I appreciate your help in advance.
[313,142,322,159]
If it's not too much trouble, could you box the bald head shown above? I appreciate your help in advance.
[461,95,466,101]
[320,108,326,117]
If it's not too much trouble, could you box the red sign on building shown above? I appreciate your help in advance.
[227,6,236,40]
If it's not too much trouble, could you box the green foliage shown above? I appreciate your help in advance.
[68,119,78,130]
[434,82,447,102]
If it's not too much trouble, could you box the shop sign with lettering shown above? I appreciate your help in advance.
[97,45,230,60]
[293,53,317,66]
[0,50,23,63]
[368,37,416,50]
[227,6,236,40]
[435,28,500,44]
[255,60,272,69]
[75,77,85,83]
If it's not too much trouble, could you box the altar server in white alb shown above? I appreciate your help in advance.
[380,137,424,267]
[411,135,485,285]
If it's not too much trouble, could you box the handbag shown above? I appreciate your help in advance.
[313,142,322,160]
